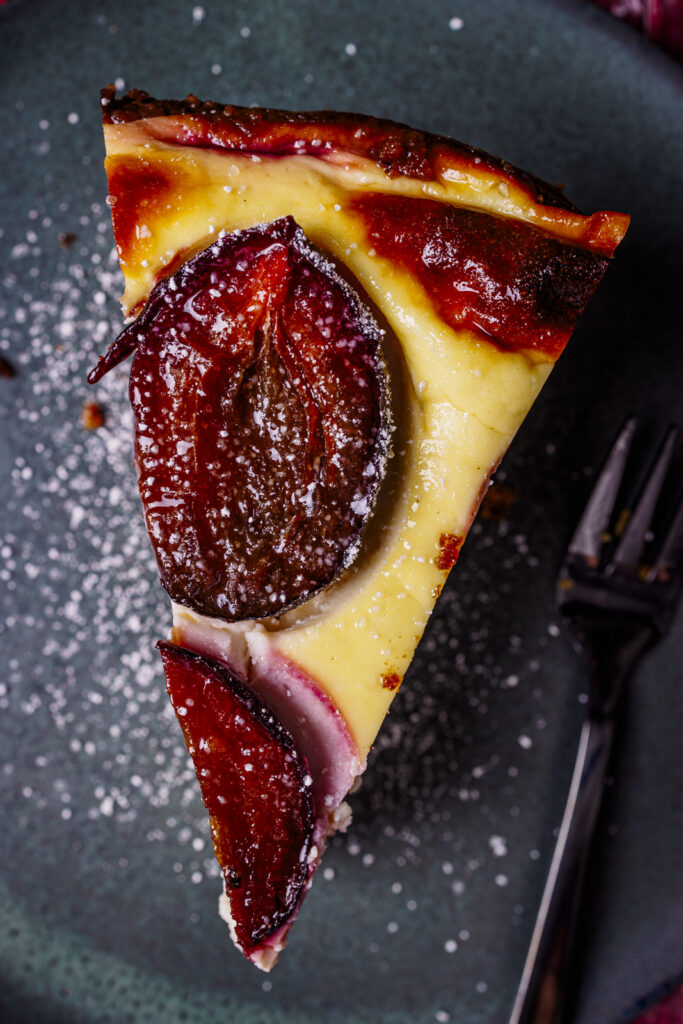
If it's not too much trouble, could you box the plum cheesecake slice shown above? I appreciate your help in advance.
[90,88,629,969]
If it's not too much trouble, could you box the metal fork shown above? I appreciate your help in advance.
[508,419,683,1024]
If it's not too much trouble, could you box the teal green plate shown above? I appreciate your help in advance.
[1,1,682,1022]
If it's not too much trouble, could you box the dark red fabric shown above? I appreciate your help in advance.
[632,984,683,1023]
[646,0,683,58]
[591,0,683,59]
[592,0,645,26]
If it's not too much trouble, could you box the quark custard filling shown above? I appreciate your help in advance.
[90,88,629,969]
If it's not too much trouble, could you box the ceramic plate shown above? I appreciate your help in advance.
[1,1,682,1022]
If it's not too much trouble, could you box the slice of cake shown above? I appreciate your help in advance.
[90,87,629,969]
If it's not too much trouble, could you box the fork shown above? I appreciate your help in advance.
[508,418,683,1024]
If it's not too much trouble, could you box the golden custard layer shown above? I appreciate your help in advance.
[101,93,628,758]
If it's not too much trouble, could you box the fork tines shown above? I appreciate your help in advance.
[567,419,682,580]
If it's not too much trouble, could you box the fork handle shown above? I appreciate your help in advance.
[507,712,614,1024]
[508,617,657,1024]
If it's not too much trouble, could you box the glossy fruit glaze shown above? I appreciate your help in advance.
[90,217,391,621]
[158,641,315,956]
[352,193,611,359]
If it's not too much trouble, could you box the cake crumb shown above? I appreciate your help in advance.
[0,355,16,378]
[81,400,105,430]
[480,481,518,522]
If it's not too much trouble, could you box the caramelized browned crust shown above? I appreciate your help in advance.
[101,86,577,213]
[101,88,629,360]
[352,193,611,358]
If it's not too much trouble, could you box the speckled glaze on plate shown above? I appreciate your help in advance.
[0,1,682,1023]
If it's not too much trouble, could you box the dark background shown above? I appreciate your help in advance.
[0,1,682,1022]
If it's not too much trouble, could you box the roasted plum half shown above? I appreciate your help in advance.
[90,218,391,621]
[159,641,315,960]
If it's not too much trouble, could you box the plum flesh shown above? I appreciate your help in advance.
[90,217,390,621]
[158,641,315,956]
[352,193,611,360]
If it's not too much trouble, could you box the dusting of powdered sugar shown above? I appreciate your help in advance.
[0,142,578,1015]
[0,197,220,891]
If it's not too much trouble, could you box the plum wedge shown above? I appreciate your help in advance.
[90,218,390,622]
[158,641,315,966]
